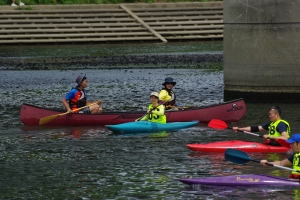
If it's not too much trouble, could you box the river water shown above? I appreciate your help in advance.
[1,42,300,199]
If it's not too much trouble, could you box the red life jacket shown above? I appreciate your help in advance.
[69,88,87,111]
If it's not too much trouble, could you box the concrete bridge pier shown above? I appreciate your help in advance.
[223,0,300,103]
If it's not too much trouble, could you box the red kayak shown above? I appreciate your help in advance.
[186,140,290,153]
[20,98,246,126]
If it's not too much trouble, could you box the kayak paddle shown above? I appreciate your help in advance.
[39,102,98,125]
[225,148,298,172]
[208,119,290,148]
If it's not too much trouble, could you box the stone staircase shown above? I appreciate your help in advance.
[0,2,223,44]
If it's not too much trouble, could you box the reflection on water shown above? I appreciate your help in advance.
[110,130,170,138]
[182,186,293,199]
[8,124,296,199]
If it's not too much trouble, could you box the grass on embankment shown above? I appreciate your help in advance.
[0,0,221,5]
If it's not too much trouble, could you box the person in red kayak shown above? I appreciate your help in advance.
[260,133,300,179]
[138,92,166,124]
[159,77,182,110]
[62,74,102,114]
[232,106,291,146]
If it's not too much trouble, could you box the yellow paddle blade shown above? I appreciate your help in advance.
[39,103,97,125]
[39,113,62,125]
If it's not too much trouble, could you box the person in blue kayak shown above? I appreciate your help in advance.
[232,105,291,146]
[159,77,182,110]
[138,92,166,124]
[260,133,300,179]
[62,74,103,114]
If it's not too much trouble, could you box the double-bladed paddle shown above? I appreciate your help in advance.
[225,148,298,172]
[208,119,291,148]
[39,102,98,125]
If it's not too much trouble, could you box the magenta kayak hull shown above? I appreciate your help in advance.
[179,174,300,187]
[186,140,290,153]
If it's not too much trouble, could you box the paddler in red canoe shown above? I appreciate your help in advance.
[159,77,183,110]
[232,105,291,146]
[62,74,102,114]
[261,133,300,179]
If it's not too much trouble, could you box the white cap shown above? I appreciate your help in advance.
[150,92,159,98]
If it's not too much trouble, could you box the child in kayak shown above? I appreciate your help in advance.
[232,105,290,146]
[62,74,102,114]
[138,92,166,124]
[260,133,300,179]
[159,77,183,110]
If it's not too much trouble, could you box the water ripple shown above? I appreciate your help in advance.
[1,68,299,199]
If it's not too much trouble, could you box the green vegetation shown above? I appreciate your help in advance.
[0,0,221,5]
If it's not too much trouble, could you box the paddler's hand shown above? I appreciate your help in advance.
[67,108,73,114]
[96,100,102,105]
[147,110,152,114]
[260,160,268,165]
[232,127,239,132]
[263,134,269,139]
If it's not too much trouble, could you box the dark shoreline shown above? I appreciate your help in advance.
[0,53,223,70]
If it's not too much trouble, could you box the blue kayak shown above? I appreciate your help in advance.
[106,121,198,133]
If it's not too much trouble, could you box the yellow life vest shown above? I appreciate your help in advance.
[140,104,166,124]
[159,88,176,110]
[147,104,166,124]
[268,119,291,138]
[292,152,300,175]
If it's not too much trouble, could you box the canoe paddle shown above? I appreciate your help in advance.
[225,148,298,172]
[136,101,166,121]
[208,119,291,148]
[167,105,194,110]
[39,102,98,125]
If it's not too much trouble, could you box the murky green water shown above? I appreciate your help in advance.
[1,42,300,199]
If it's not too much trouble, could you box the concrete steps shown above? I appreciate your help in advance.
[0,2,223,44]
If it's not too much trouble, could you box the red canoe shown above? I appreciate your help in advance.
[20,98,246,126]
[186,140,290,153]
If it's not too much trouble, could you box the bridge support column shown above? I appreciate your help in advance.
[223,0,300,103]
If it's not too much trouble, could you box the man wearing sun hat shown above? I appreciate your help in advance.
[260,134,300,179]
[62,74,102,114]
[159,77,182,110]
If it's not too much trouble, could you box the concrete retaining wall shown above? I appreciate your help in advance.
[223,0,300,103]
[0,2,223,44]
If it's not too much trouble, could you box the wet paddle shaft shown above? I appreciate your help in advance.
[225,148,298,172]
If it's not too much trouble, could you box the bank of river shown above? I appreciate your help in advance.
[0,41,222,70]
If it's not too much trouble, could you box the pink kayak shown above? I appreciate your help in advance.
[186,140,290,153]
